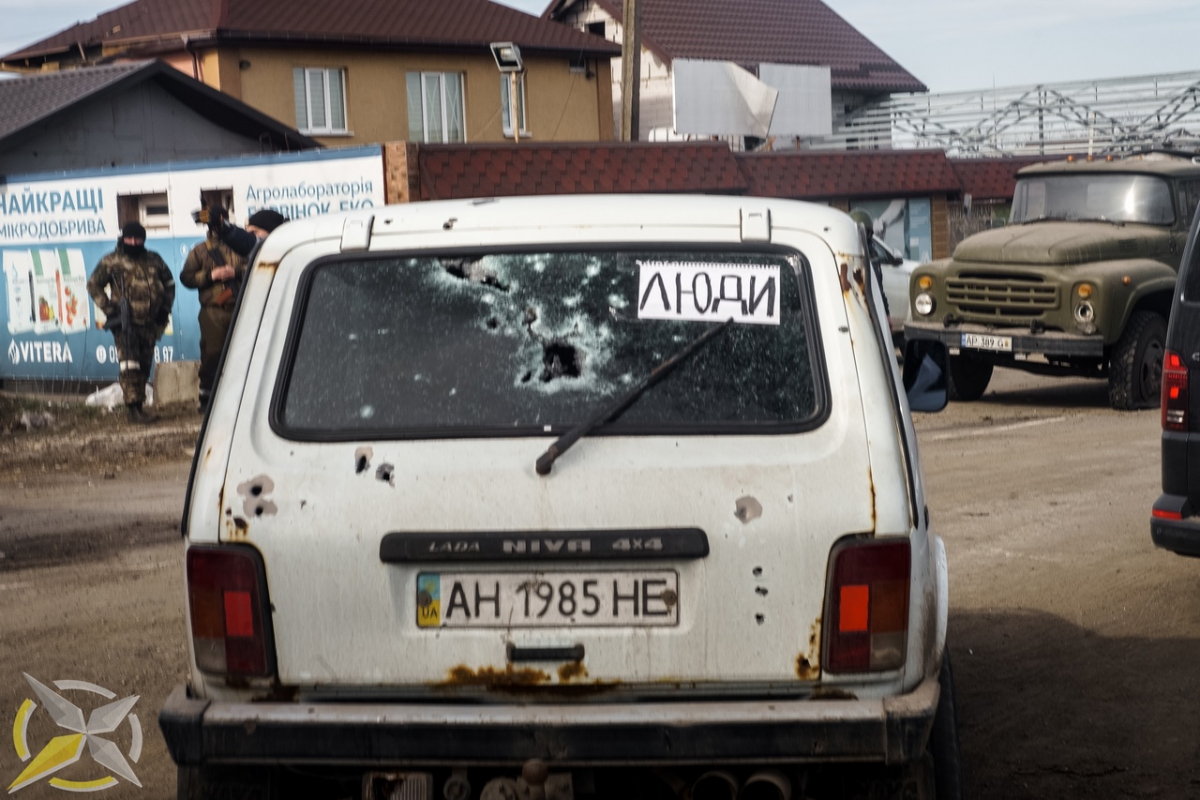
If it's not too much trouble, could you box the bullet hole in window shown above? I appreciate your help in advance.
[254,505,264,517]
[487,317,500,330]
[250,485,262,497]
[755,587,769,597]
[441,258,509,291]
[755,614,765,625]
[355,455,369,474]
[376,463,396,487]
[521,371,534,384]
[753,567,763,577]
[541,342,581,383]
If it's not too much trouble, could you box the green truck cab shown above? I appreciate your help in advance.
[905,152,1200,408]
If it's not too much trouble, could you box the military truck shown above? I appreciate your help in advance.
[905,152,1200,408]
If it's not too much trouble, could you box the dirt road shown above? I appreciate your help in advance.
[0,371,1195,799]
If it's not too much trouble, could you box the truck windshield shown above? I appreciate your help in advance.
[276,250,822,438]
[1011,173,1174,225]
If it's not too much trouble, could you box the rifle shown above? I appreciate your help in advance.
[102,271,134,357]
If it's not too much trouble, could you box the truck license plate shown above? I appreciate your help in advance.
[416,571,679,628]
[961,333,1012,352]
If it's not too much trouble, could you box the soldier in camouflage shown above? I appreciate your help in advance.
[87,221,176,424]
[180,229,245,412]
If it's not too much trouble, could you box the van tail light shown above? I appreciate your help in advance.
[1163,351,1188,432]
[825,539,910,674]
[187,547,273,677]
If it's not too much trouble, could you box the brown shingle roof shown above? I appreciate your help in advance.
[0,60,318,150]
[949,157,1047,201]
[547,0,924,94]
[416,142,747,200]
[738,149,960,199]
[4,0,618,64]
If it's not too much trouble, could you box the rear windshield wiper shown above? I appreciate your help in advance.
[535,318,734,476]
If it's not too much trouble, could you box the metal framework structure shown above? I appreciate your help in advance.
[808,71,1200,157]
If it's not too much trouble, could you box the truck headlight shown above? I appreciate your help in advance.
[914,293,935,316]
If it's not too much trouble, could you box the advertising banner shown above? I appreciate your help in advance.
[0,146,384,381]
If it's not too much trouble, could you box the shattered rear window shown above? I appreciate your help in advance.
[277,251,821,437]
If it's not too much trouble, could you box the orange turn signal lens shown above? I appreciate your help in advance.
[917,275,933,290]
[1077,284,1093,299]
[839,585,870,632]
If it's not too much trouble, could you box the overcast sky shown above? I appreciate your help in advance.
[1,0,1197,93]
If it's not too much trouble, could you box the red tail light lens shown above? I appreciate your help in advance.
[1163,351,1188,432]
[825,539,910,674]
[187,547,273,677]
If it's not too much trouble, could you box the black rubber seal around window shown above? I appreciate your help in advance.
[268,243,832,443]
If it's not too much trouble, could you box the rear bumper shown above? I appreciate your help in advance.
[904,320,1105,358]
[1152,494,1200,557]
[159,673,940,768]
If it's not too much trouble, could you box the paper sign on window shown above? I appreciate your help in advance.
[636,261,781,325]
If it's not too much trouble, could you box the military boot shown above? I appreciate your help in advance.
[126,402,158,424]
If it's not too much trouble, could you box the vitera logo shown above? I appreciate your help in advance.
[7,340,74,365]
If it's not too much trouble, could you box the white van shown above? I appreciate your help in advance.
[159,195,957,800]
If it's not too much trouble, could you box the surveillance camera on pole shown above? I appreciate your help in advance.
[490,42,524,143]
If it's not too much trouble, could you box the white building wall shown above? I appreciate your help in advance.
[555,0,860,146]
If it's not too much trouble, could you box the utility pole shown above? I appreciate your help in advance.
[620,0,641,141]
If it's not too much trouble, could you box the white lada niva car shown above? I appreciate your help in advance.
[160,195,958,800]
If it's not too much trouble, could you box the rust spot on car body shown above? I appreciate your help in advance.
[227,516,249,541]
[838,263,851,293]
[868,466,876,534]
[796,617,822,680]
[437,664,551,688]
[558,662,588,682]
[257,260,279,273]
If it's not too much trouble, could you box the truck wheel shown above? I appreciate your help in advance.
[947,354,993,401]
[1108,310,1166,410]
[929,652,963,800]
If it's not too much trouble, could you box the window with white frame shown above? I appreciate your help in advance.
[406,72,465,143]
[500,74,528,137]
[293,67,348,135]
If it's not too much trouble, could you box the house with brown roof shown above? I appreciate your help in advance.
[0,60,317,175]
[544,0,925,146]
[1,0,620,147]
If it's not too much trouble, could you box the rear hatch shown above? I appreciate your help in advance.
[1164,239,1200,510]
[222,241,876,694]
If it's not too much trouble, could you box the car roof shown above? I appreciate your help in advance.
[1019,154,1200,179]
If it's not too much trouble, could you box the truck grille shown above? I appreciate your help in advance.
[947,273,1059,319]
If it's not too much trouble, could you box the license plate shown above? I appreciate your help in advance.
[416,571,679,628]
[961,332,1012,352]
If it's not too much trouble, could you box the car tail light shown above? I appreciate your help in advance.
[825,539,910,673]
[1163,351,1188,432]
[187,547,273,677]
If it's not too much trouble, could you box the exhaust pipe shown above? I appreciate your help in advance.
[691,770,740,800]
[738,770,792,800]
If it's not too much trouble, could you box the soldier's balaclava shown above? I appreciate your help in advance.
[120,221,147,257]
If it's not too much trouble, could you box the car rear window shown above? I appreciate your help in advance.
[275,250,823,438]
